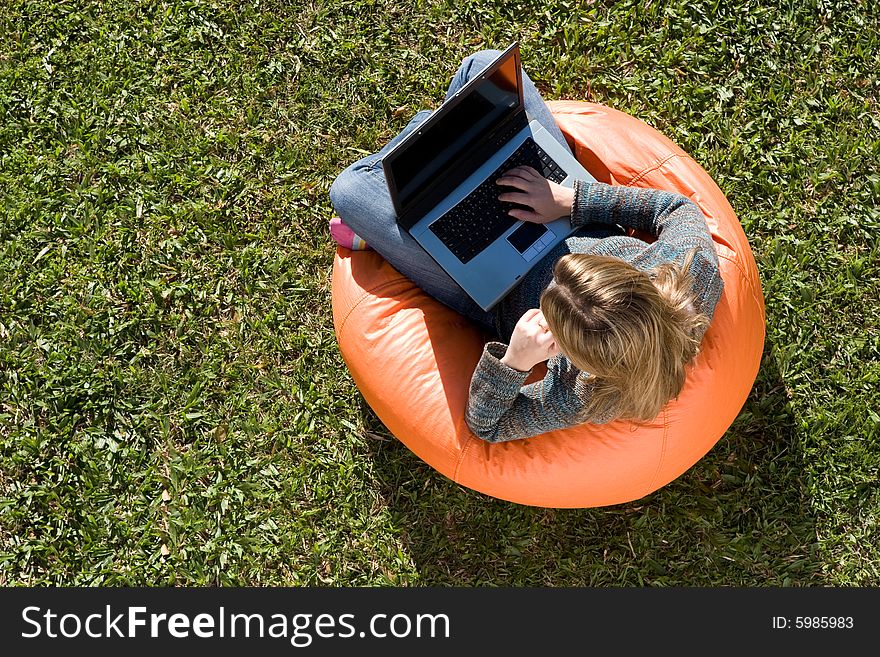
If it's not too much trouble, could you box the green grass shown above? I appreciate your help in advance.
[0,0,878,586]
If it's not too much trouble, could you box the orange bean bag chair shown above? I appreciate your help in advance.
[331,101,765,508]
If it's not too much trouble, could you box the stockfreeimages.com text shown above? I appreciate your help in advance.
[21,606,451,646]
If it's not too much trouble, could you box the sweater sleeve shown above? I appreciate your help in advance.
[571,180,724,320]
[465,343,612,443]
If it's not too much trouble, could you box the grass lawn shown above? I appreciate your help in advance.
[0,0,878,586]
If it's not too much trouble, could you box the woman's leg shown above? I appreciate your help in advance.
[329,111,497,331]
[329,49,566,332]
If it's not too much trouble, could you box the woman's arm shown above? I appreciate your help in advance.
[497,169,723,320]
[571,179,706,239]
[465,343,609,443]
[572,181,724,320]
[497,166,713,246]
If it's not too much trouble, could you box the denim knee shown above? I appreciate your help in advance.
[328,166,353,218]
[459,49,503,77]
[329,164,370,230]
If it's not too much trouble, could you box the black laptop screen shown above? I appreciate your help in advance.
[386,51,521,214]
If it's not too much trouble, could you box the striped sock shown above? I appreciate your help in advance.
[329,217,371,251]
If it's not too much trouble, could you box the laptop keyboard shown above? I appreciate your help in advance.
[428,137,567,264]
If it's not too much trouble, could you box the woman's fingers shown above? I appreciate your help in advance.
[509,207,547,223]
[505,165,541,179]
[497,165,541,186]
[525,309,546,327]
[496,167,565,225]
[495,175,531,190]
[497,191,532,205]
[536,322,554,339]
[527,311,554,340]
[533,310,548,329]
[534,329,558,359]
[505,308,559,370]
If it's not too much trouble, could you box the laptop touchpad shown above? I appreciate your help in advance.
[507,222,555,262]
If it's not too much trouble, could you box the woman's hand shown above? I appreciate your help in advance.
[496,166,575,224]
[500,308,560,372]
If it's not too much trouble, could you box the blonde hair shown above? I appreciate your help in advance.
[540,251,709,423]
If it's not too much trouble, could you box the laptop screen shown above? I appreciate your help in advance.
[385,46,522,216]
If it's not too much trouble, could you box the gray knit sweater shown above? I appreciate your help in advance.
[465,180,724,442]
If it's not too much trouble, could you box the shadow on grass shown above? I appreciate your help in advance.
[359,338,822,586]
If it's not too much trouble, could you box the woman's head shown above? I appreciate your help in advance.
[540,251,709,422]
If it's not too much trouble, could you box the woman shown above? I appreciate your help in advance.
[330,50,724,443]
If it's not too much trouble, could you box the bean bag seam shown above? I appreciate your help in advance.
[647,256,763,490]
[648,407,671,491]
[624,152,680,187]
[336,276,411,337]
[453,431,476,484]
[716,250,766,323]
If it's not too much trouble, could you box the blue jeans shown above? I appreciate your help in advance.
[329,50,573,333]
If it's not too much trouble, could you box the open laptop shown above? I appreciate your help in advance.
[382,42,596,311]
